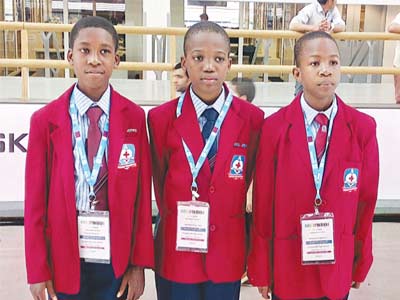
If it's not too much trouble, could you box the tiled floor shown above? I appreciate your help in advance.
[1,223,399,300]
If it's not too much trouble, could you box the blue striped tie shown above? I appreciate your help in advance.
[202,108,219,171]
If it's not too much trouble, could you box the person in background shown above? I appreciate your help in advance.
[230,76,256,103]
[148,21,264,300]
[172,62,190,94]
[289,0,345,34]
[388,12,400,104]
[248,31,379,300]
[200,13,209,21]
[24,16,154,300]
[289,0,345,96]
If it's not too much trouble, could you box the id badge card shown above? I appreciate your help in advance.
[78,210,110,264]
[300,212,335,265]
[176,201,210,253]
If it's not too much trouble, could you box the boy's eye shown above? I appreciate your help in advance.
[193,55,203,61]
[100,49,111,55]
[80,48,89,54]
[330,60,339,66]
[215,57,225,63]
[310,61,319,66]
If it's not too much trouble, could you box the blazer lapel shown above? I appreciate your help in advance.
[323,97,353,183]
[285,96,312,171]
[48,87,77,236]
[213,99,243,176]
[107,90,129,208]
[173,92,209,177]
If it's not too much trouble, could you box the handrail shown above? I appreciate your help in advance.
[2,59,400,75]
[1,22,400,40]
[1,21,400,100]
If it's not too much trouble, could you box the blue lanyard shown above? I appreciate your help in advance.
[176,92,233,200]
[69,100,109,204]
[304,104,337,213]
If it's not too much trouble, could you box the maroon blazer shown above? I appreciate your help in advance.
[248,94,379,299]
[24,85,154,294]
[148,87,264,283]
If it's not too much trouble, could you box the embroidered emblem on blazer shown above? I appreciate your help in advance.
[229,155,245,179]
[343,168,359,192]
[118,144,137,169]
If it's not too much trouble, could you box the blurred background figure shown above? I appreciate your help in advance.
[388,12,400,104]
[172,62,190,94]
[230,76,256,103]
[289,0,345,33]
[200,13,209,21]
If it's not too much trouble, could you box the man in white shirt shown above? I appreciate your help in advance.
[388,13,400,104]
[289,0,345,95]
[289,0,345,33]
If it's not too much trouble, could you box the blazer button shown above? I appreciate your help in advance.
[209,186,215,193]
[210,224,216,232]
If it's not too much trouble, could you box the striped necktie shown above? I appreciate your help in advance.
[201,108,219,171]
[314,113,329,164]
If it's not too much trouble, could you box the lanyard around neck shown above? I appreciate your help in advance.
[70,100,109,202]
[176,92,233,200]
[304,105,337,213]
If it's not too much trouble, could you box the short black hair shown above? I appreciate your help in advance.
[174,62,182,70]
[183,21,230,56]
[231,77,256,103]
[294,31,339,67]
[70,16,119,51]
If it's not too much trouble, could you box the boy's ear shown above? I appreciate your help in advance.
[114,54,120,68]
[67,49,73,65]
[292,67,301,82]
[181,56,187,72]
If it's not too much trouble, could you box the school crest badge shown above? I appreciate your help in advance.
[343,168,359,192]
[229,155,245,179]
[118,144,136,169]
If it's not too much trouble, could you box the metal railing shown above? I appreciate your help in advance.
[1,21,400,100]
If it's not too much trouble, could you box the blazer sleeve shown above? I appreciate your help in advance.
[352,117,379,282]
[130,112,155,268]
[24,112,52,284]
[244,107,264,190]
[247,119,278,287]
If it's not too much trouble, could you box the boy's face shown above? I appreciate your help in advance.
[293,37,340,111]
[67,27,119,101]
[182,31,231,104]
[172,68,190,93]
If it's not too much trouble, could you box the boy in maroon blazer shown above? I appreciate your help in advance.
[24,16,154,300]
[148,21,264,300]
[248,31,379,300]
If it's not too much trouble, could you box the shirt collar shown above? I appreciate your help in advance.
[190,86,225,119]
[300,93,337,125]
[72,84,111,117]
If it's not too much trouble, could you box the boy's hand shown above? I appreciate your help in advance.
[352,281,361,289]
[258,286,271,299]
[117,266,144,300]
[29,280,57,300]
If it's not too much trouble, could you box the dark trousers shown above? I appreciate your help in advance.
[272,293,349,300]
[155,274,240,300]
[55,261,125,300]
